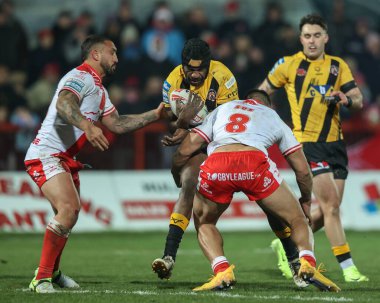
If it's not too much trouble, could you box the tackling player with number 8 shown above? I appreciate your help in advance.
[171,89,340,292]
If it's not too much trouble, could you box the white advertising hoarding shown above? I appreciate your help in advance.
[0,170,379,232]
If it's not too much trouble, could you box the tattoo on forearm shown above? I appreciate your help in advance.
[57,91,85,127]
[113,110,157,133]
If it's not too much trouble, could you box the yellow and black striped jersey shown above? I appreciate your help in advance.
[267,51,357,143]
[162,60,239,113]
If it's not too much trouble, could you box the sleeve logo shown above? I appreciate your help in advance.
[225,76,236,89]
[64,78,85,93]
[270,58,285,74]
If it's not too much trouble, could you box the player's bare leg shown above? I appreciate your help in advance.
[258,180,340,292]
[29,173,80,293]
[152,153,207,279]
[192,192,236,291]
[312,174,368,282]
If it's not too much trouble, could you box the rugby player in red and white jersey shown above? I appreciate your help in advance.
[25,35,167,293]
[171,89,340,292]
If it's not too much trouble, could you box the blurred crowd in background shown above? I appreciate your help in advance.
[0,0,379,170]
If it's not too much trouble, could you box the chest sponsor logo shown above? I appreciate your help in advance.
[305,85,333,98]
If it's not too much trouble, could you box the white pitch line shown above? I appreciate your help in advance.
[17,288,354,302]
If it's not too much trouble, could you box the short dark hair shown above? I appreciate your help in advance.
[81,35,110,61]
[299,13,327,32]
[181,38,211,68]
[244,88,271,106]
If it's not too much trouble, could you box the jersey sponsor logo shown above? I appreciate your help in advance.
[263,176,272,188]
[296,68,307,76]
[227,89,238,99]
[310,161,330,171]
[330,65,339,76]
[208,172,259,182]
[206,89,217,102]
[200,181,213,195]
[64,78,85,93]
[225,76,236,89]
[270,57,285,74]
[305,85,333,98]
[163,80,171,92]
[162,81,171,103]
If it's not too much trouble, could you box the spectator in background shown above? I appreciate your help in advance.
[326,0,353,56]
[103,0,141,52]
[181,5,210,39]
[26,63,60,119]
[0,64,27,114]
[253,1,290,68]
[0,1,28,70]
[141,4,185,66]
[51,10,74,71]
[217,0,250,41]
[28,29,63,86]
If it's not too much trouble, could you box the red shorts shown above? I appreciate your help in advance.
[25,153,84,189]
[197,151,282,203]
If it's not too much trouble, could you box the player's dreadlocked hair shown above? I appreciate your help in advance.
[81,35,110,61]
[299,13,328,32]
[244,88,272,106]
[181,38,211,69]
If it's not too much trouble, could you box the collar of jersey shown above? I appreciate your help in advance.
[77,63,102,85]
[298,51,326,63]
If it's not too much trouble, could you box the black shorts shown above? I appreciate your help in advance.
[302,141,348,179]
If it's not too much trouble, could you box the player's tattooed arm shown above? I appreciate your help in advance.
[56,90,110,151]
[56,90,87,127]
[102,102,167,134]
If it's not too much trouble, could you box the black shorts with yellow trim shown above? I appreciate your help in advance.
[302,140,348,180]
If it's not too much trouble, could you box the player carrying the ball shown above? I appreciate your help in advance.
[152,38,239,279]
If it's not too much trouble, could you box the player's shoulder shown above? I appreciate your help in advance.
[325,53,348,65]
[165,64,183,86]
[64,67,94,84]
[209,60,236,86]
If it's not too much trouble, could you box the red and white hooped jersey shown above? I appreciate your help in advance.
[25,63,116,160]
[192,99,301,157]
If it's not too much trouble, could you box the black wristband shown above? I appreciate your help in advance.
[345,96,353,108]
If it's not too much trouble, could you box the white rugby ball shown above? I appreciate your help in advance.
[169,89,209,126]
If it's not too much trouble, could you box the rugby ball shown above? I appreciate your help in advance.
[169,89,209,126]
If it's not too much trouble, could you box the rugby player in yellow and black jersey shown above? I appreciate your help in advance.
[259,13,368,283]
[152,38,238,280]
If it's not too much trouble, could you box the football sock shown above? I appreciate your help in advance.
[163,213,189,261]
[274,227,299,261]
[36,218,71,280]
[332,243,354,269]
[299,250,316,267]
[212,256,230,275]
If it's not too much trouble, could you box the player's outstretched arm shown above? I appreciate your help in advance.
[57,90,109,151]
[102,102,167,134]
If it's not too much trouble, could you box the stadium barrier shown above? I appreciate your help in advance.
[1,170,379,232]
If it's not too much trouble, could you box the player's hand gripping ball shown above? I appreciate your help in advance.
[169,89,209,126]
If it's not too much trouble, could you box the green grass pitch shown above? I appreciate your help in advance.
[0,231,378,303]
